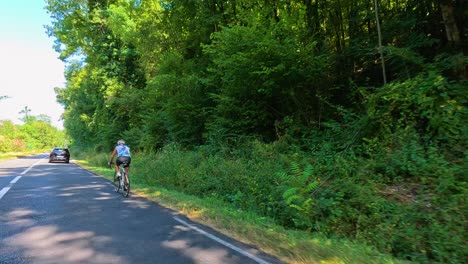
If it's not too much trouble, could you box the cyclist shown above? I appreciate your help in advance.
[108,139,132,189]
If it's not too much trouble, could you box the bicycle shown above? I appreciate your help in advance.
[109,161,130,197]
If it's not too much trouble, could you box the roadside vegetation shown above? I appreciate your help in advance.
[45,1,466,263]
[74,149,410,264]
[0,115,68,159]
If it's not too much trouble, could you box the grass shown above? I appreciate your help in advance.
[73,154,410,264]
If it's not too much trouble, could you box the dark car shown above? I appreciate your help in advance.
[49,147,70,163]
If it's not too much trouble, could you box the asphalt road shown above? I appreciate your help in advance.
[0,154,283,264]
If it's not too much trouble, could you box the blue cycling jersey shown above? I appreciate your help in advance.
[116,144,131,157]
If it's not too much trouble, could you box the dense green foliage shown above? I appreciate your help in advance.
[0,117,67,152]
[45,0,466,262]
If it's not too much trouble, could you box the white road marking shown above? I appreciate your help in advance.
[0,158,44,200]
[10,176,21,183]
[20,159,42,175]
[0,187,11,199]
[173,216,271,264]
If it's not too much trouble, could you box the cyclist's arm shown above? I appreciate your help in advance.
[109,148,117,164]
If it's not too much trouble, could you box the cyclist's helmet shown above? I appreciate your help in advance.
[117,139,125,145]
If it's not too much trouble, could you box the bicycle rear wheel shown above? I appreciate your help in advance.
[122,173,130,198]
[113,172,121,192]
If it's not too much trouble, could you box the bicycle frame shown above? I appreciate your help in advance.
[110,162,130,197]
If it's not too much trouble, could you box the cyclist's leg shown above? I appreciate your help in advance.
[115,159,121,177]
[117,156,129,177]
[123,157,131,185]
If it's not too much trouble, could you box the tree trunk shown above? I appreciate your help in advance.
[440,0,461,47]
[304,0,320,35]
[374,0,387,85]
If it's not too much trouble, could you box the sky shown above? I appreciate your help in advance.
[0,1,66,129]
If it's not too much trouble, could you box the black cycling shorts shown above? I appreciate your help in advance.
[116,156,131,167]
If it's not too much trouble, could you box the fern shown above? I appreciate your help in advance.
[280,160,320,228]
[303,163,313,177]
[282,187,299,201]
[304,181,319,193]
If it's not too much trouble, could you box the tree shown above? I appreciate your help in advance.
[46,0,465,149]
[19,106,32,123]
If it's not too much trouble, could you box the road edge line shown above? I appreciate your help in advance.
[173,216,271,264]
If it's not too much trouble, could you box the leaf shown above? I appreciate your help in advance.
[283,187,299,201]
